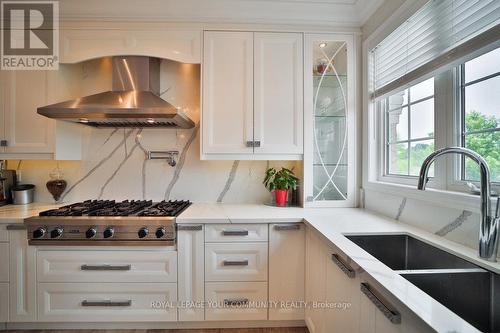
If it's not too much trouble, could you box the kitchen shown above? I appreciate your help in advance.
[0,0,499,332]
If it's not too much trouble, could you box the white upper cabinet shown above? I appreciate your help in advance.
[60,29,201,64]
[303,34,358,207]
[202,31,304,160]
[0,69,83,160]
[254,33,303,155]
[202,31,254,155]
[2,71,54,155]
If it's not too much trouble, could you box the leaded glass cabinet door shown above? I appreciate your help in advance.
[304,34,357,207]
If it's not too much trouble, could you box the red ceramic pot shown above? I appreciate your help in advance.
[274,189,289,207]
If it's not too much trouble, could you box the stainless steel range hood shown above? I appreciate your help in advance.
[37,56,195,128]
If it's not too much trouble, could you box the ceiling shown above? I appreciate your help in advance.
[59,0,386,28]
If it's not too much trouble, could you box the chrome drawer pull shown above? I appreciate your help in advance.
[222,230,249,236]
[331,254,356,278]
[223,298,249,306]
[223,259,249,266]
[360,283,401,324]
[274,224,301,231]
[81,264,131,271]
[6,224,26,230]
[82,300,132,307]
[178,225,203,231]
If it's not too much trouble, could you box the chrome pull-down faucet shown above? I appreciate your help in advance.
[417,147,500,261]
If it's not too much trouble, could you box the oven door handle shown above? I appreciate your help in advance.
[81,264,131,271]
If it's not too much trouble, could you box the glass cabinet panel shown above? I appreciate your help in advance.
[304,35,356,207]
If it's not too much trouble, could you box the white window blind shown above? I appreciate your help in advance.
[371,0,500,98]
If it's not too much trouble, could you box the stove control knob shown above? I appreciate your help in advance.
[33,227,46,239]
[138,227,149,239]
[155,227,166,238]
[50,227,64,239]
[103,227,114,239]
[86,228,97,239]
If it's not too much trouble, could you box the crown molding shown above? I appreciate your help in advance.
[57,0,385,28]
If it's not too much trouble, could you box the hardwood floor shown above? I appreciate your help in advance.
[5,328,308,333]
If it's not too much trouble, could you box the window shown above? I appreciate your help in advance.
[460,48,500,184]
[385,78,435,177]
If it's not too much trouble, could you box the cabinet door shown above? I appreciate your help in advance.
[177,225,205,321]
[269,223,305,320]
[325,244,360,333]
[254,33,303,155]
[305,227,327,333]
[202,31,254,155]
[3,71,54,154]
[9,229,36,322]
[0,70,5,153]
[303,34,357,207]
[0,283,8,322]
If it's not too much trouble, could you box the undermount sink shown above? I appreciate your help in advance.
[345,234,477,270]
[346,234,500,332]
[401,270,499,333]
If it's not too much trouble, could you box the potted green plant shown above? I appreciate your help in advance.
[263,167,298,206]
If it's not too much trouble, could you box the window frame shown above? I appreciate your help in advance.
[376,57,500,194]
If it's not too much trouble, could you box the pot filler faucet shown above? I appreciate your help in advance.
[418,147,500,262]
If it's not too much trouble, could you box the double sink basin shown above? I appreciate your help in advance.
[346,234,499,333]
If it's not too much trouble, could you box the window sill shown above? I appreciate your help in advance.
[364,180,493,214]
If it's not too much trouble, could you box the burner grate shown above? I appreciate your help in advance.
[88,200,153,216]
[39,200,116,216]
[139,200,191,217]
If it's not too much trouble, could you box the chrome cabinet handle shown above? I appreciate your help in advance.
[0,140,7,147]
[6,224,26,230]
[81,300,132,307]
[178,225,203,231]
[360,283,401,324]
[81,264,131,271]
[274,224,301,231]
[223,298,249,306]
[253,141,261,147]
[331,254,356,278]
[246,141,254,147]
[222,230,249,236]
[223,259,249,266]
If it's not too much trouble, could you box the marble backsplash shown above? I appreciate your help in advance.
[6,127,298,204]
[363,187,499,260]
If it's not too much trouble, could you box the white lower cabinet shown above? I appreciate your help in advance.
[9,229,36,322]
[268,223,305,321]
[37,250,177,283]
[0,283,8,322]
[305,227,328,333]
[358,272,433,333]
[0,243,8,283]
[305,226,434,333]
[205,282,268,321]
[177,225,205,321]
[205,242,268,282]
[38,283,177,322]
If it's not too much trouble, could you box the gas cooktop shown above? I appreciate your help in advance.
[24,199,191,246]
[38,199,191,217]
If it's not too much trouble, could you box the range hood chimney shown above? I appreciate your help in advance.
[37,56,195,129]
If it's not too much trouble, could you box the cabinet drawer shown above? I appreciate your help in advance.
[205,224,268,242]
[205,282,267,321]
[0,283,8,322]
[38,283,177,322]
[0,243,8,282]
[37,250,176,283]
[205,243,268,282]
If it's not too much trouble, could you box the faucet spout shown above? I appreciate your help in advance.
[417,147,499,261]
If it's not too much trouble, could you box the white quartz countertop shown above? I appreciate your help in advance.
[0,203,59,222]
